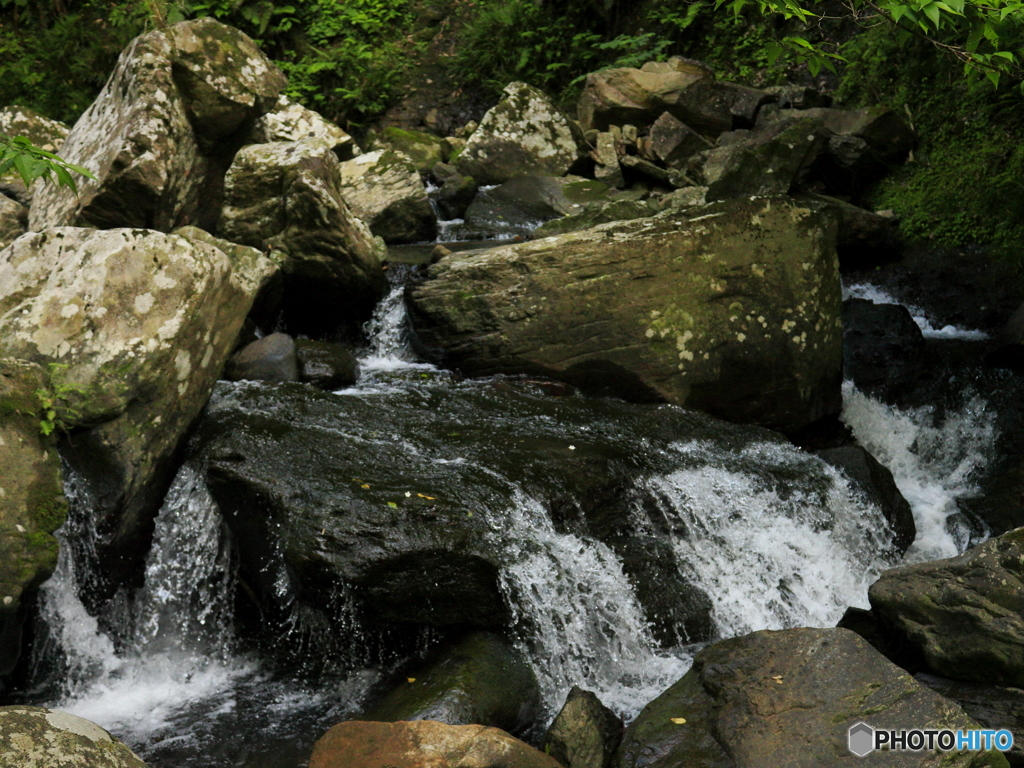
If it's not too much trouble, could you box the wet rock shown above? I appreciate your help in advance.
[431,162,478,221]
[0,705,148,767]
[308,720,562,768]
[408,196,843,435]
[247,94,359,160]
[987,301,1024,369]
[0,360,66,676]
[295,339,359,390]
[701,117,830,201]
[225,333,299,382]
[815,445,916,553]
[453,82,584,185]
[542,687,623,768]
[869,526,1024,687]
[615,627,1007,768]
[459,176,606,239]
[338,149,437,244]
[533,200,656,238]
[0,227,277,611]
[219,138,387,333]
[0,195,26,250]
[362,631,540,735]
[916,673,1024,767]
[374,126,445,173]
[800,194,901,270]
[30,18,286,233]
[841,298,927,403]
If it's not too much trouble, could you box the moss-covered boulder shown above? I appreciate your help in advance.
[309,721,562,768]
[247,94,359,159]
[408,196,843,435]
[375,126,445,172]
[219,138,386,332]
[615,628,1009,768]
[0,706,148,767]
[0,227,277,610]
[542,687,623,768]
[869,527,1024,687]
[29,18,286,233]
[337,149,437,244]
[453,82,584,186]
[0,359,66,676]
[362,631,541,735]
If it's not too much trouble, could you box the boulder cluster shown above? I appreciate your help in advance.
[0,16,1020,768]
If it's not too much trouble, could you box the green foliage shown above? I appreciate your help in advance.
[0,135,94,192]
[34,363,85,437]
[719,0,1024,90]
[839,25,1024,259]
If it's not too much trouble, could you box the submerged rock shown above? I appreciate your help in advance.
[295,340,359,390]
[869,526,1024,687]
[0,360,66,676]
[362,631,541,735]
[408,196,843,435]
[0,227,277,610]
[309,720,562,768]
[29,18,286,233]
[0,706,148,767]
[615,628,1008,768]
[453,82,584,185]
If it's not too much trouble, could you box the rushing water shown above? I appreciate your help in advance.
[15,267,1001,767]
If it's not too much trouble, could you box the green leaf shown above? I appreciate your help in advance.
[923,3,942,28]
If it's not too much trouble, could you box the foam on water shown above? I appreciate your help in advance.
[357,266,438,378]
[841,382,995,561]
[844,283,989,340]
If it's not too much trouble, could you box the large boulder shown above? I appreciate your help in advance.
[309,721,562,768]
[869,527,1024,687]
[374,126,445,172]
[337,149,437,244]
[362,631,541,735]
[0,360,66,676]
[453,82,584,185]
[246,94,359,159]
[577,59,773,137]
[614,628,1008,768]
[0,706,147,768]
[29,18,286,233]
[408,196,843,435]
[218,138,386,333]
[701,117,830,201]
[0,227,277,611]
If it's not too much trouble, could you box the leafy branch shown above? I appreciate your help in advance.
[0,134,95,192]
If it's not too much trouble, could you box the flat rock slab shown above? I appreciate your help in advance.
[408,196,843,435]
[869,526,1024,687]
[614,627,1008,768]
[0,706,147,767]
[309,720,562,768]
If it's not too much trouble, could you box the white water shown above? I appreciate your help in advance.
[844,282,990,340]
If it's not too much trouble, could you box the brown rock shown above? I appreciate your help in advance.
[309,720,563,768]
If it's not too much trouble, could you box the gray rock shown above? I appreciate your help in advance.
[0,195,26,251]
[815,445,915,553]
[247,94,359,160]
[533,199,656,238]
[869,526,1024,687]
[408,196,843,435]
[459,176,602,239]
[338,149,437,244]
[29,19,286,233]
[614,628,1008,768]
[647,112,711,168]
[542,687,623,768]
[841,298,927,403]
[362,631,540,735]
[0,227,277,609]
[592,131,625,188]
[0,705,148,767]
[295,339,359,390]
[453,82,584,185]
[219,138,387,333]
[772,106,915,161]
[799,194,901,269]
[225,333,298,382]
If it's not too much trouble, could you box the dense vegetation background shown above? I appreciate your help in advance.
[1,0,1023,260]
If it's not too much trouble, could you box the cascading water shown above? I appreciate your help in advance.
[14,265,1002,767]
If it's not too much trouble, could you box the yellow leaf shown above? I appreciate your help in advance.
[361,484,371,489]
[670,717,687,724]
[417,493,436,500]
[407,677,416,683]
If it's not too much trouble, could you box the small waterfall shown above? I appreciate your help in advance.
[843,282,990,340]
[424,181,468,243]
[358,264,436,377]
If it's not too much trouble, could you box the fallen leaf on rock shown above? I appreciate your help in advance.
[670,717,687,725]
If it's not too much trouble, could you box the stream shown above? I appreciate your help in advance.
[10,258,1002,767]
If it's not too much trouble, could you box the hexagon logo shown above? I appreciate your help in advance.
[849,722,874,757]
